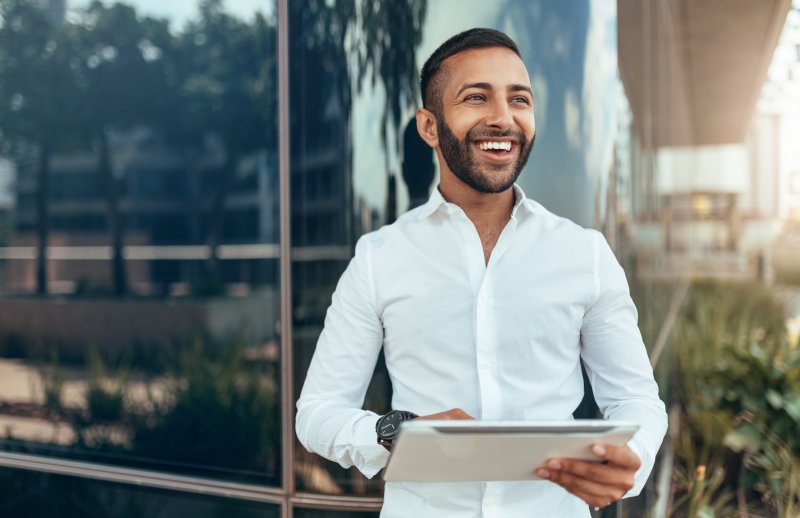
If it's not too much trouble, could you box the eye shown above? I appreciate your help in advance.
[464,93,486,102]
[511,96,531,105]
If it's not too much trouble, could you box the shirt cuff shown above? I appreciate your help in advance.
[350,413,391,478]
[623,429,654,497]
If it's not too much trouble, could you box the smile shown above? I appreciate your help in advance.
[477,141,512,151]
[472,139,517,163]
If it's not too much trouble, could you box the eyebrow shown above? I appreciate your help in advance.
[456,82,533,97]
[510,84,533,96]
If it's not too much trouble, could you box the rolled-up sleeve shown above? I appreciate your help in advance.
[580,231,668,496]
[295,235,389,478]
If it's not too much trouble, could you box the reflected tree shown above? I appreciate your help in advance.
[292,0,427,225]
[357,1,426,153]
[74,2,175,296]
[294,0,426,152]
[178,0,276,287]
[0,0,83,294]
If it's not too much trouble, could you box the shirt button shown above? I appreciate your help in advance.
[479,293,488,302]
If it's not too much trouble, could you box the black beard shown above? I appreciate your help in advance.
[437,118,534,194]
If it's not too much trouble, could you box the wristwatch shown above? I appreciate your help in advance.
[376,410,418,450]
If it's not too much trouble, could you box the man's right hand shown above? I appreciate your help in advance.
[415,408,476,420]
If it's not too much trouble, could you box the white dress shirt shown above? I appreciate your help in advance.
[296,184,667,518]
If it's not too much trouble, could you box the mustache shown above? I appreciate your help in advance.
[465,129,526,143]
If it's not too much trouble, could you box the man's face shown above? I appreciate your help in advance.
[434,46,536,193]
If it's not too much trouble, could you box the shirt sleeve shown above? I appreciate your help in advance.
[580,231,668,497]
[295,234,390,478]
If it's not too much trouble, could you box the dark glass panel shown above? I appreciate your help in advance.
[294,508,379,518]
[0,467,280,518]
[0,0,281,487]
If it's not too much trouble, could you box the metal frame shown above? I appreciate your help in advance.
[277,0,294,514]
[0,451,285,504]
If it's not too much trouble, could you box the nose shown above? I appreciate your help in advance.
[485,98,514,130]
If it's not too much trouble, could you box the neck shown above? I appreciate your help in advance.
[438,173,515,228]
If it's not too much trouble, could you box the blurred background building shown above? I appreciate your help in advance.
[0,0,798,516]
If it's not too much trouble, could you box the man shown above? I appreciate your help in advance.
[296,28,667,517]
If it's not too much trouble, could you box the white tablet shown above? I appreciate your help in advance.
[382,420,639,482]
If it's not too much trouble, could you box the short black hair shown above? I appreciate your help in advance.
[420,28,521,117]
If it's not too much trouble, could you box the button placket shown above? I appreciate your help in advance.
[485,217,517,270]
[451,211,486,293]
[475,273,502,420]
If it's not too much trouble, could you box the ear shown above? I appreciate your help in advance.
[416,107,439,149]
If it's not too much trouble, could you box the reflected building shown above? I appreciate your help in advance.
[9,129,279,294]
[0,158,14,252]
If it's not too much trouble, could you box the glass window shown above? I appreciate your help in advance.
[0,0,281,487]
[0,466,280,518]
[294,508,379,518]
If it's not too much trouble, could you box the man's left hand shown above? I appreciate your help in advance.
[535,444,640,510]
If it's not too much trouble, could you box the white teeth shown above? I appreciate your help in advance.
[479,141,512,151]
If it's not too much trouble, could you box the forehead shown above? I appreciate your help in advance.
[441,46,531,93]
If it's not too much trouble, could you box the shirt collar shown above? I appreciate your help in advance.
[416,183,534,220]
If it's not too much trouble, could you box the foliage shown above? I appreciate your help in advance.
[35,345,65,416]
[0,0,85,294]
[84,346,128,423]
[355,0,427,151]
[0,0,84,149]
[17,332,280,484]
[290,0,426,151]
[671,462,736,518]
[127,337,280,480]
[715,343,800,517]
[668,280,798,517]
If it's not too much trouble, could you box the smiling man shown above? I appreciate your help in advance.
[296,28,667,517]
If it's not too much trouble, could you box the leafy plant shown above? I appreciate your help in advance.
[84,346,129,423]
[128,337,280,481]
[36,345,65,417]
[671,463,735,518]
[714,342,800,515]
[667,281,798,516]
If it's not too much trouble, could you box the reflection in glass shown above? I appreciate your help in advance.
[290,0,427,496]
[294,508,379,518]
[0,0,281,486]
[0,466,280,518]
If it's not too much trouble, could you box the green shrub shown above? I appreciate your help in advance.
[669,281,797,516]
[84,346,128,423]
[127,338,280,481]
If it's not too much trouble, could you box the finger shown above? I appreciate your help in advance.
[416,408,475,420]
[536,467,624,501]
[546,459,634,491]
[592,444,641,470]
[450,408,476,420]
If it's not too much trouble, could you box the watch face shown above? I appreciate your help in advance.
[377,410,404,440]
